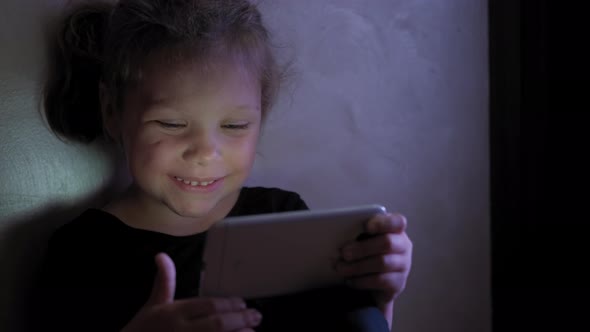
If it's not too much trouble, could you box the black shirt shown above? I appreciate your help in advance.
[31,187,379,331]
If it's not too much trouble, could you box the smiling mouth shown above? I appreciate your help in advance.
[174,176,219,187]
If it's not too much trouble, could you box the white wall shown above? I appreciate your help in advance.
[0,1,490,331]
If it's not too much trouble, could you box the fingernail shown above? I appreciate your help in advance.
[393,214,406,228]
[342,246,354,261]
[330,257,338,271]
[344,250,355,261]
[367,220,379,233]
[236,299,246,310]
[249,310,262,325]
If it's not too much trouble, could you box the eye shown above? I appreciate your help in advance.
[222,123,250,130]
[156,121,185,129]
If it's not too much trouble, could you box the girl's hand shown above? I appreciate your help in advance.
[123,253,262,332]
[335,213,413,327]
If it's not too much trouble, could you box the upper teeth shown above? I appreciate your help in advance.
[175,176,215,186]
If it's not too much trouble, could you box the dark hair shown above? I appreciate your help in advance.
[44,0,283,142]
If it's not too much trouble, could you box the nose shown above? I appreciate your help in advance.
[182,128,220,166]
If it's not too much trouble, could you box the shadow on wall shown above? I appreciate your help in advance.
[0,189,122,332]
[0,3,126,331]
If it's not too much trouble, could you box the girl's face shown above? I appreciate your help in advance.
[110,58,261,227]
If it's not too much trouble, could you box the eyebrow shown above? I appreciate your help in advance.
[143,104,260,116]
[230,105,261,114]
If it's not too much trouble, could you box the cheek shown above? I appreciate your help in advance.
[136,141,171,166]
[126,132,176,173]
[224,135,259,168]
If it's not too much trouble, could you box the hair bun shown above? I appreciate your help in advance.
[44,2,113,143]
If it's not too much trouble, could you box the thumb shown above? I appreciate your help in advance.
[146,252,176,306]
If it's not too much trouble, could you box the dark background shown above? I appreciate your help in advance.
[490,0,589,331]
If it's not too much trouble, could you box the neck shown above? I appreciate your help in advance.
[103,184,240,236]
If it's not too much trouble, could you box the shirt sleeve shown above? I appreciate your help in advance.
[230,187,310,216]
[282,190,309,211]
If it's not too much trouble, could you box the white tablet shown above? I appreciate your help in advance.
[198,204,387,299]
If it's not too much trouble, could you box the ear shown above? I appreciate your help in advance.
[99,82,121,141]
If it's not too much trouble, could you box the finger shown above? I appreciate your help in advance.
[173,297,247,317]
[366,213,407,235]
[190,309,262,331]
[336,254,408,277]
[347,272,408,295]
[146,252,176,306]
[341,233,409,261]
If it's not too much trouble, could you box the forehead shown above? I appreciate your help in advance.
[129,55,261,108]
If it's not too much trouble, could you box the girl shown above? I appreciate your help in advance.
[34,0,412,331]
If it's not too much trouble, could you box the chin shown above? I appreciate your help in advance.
[173,207,211,219]
[174,199,220,217]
